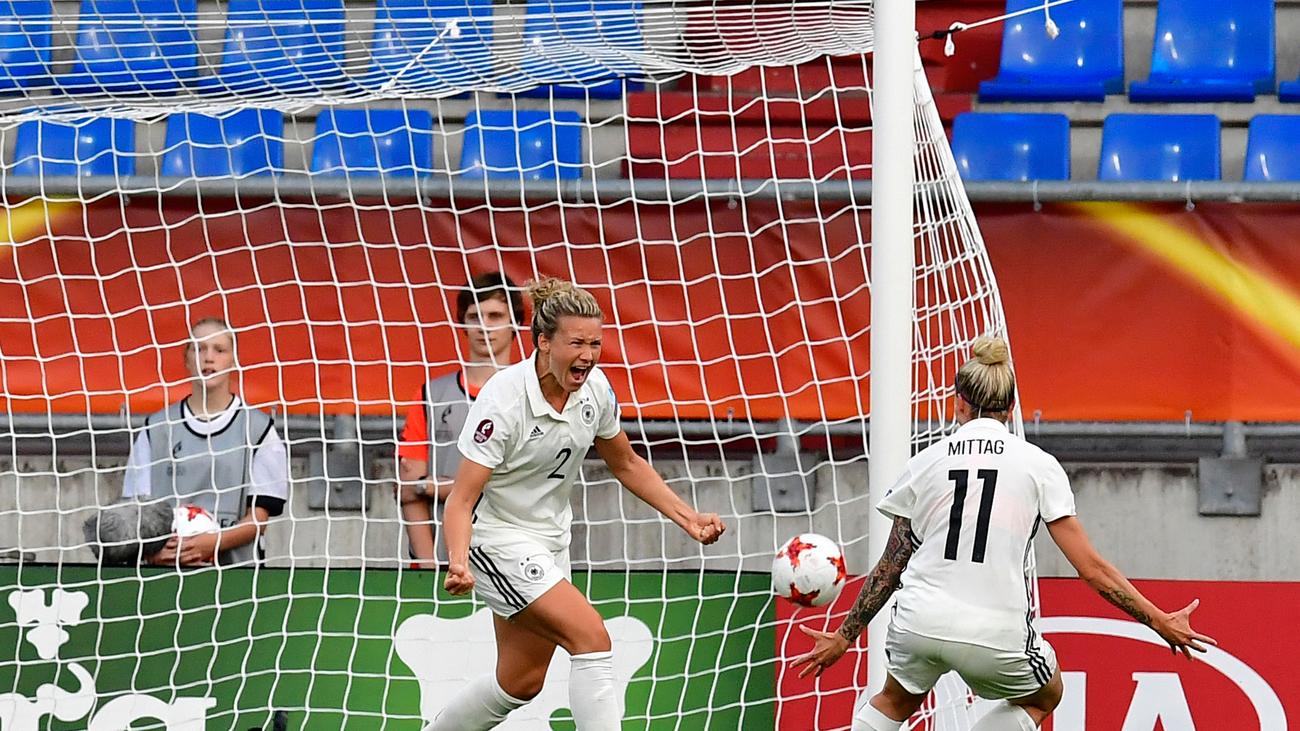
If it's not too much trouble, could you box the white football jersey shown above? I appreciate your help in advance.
[457,353,621,552]
[877,418,1076,652]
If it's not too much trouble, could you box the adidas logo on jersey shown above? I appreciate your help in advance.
[528,426,545,440]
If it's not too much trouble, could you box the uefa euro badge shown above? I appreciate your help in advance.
[580,401,596,427]
[473,419,494,444]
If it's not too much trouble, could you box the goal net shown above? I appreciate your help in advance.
[0,1,1017,728]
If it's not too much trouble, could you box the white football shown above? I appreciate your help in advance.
[772,533,847,608]
[173,505,218,537]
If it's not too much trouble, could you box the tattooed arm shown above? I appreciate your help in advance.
[790,516,916,678]
[1046,516,1216,659]
[837,516,916,643]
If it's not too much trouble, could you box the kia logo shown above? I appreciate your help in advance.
[1041,617,1286,730]
[923,617,1287,730]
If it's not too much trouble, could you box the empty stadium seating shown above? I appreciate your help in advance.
[460,109,582,180]
[1097,114,1220,181]
[1278,77,1300,103]
[511,0,642,99]
[1128,0,1274,102]
[3,0,1294,185]
[198,0,352,95]
[10,117,136,176]
[311,108,435,177]
[161,109,284,177]
[0,0,52,92]
[951,113,1071,181]
[978,0,1124,102]
[56,0,198,94]
[366,0,495,94]
[1243,115,1300,182]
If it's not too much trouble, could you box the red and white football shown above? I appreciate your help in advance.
[772,533,848,608]
[173,504,218,537]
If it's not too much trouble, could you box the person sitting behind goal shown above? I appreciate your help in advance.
[121,317,289,567]
[396,272,524,568]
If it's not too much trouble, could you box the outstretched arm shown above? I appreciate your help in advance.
[1047,515,1215,658]
[595,432,725,545]
[791,516,916,678]
[838,516,916,642]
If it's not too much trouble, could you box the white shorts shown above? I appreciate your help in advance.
[885,626,1058,700]
[468,534,570,618]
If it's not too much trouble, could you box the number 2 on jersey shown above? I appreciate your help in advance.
[944,469,998,563]
[547,448,572,479]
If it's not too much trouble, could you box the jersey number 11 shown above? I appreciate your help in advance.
[944,469,998,563]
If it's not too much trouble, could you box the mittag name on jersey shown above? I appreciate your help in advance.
[947,438,1006,456]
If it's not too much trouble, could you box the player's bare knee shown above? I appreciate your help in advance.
[499,666,547,701]
[873,693,916,723]
[1013,669,1063,720]
[567,621,611,655]
[1037,669,1064,713]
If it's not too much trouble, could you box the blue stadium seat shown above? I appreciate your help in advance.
[198,0,352,95]
[366,0,495,94]
[55,0,198,94]
[509,0,642,99]
[10,117,136,176]
[459,109,582,180]
[951,113,1070,181]
[1097,114,1219,181]
[160,109,284,177]
[310,108,435,177]
[0,0,52,92]
[1243,116,1300,182]
[978,0,1123,102]
[1278,77,1300,103]
[1128,0,1274,102]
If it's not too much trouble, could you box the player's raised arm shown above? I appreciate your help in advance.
[593,432,725,545]
[1046,515,1216,658]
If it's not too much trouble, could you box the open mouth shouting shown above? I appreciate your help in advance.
[569,363,592,387]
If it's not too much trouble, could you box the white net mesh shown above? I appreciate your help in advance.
[0,1,1018,728]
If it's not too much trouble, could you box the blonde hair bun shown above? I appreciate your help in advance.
[955,334,1015,413]
[526,276,572,305]
[971,335,1010,367]
[526,276,603,346]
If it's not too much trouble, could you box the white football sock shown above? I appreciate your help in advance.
[425,673,528,731]
[569,651,620,729]
[971,702,1037,731]
[851,697,904,731]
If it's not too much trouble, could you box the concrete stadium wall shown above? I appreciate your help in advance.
[2,454,1296,582]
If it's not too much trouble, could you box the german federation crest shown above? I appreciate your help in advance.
[520,556,548,582]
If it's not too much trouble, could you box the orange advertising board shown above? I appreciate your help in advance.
[2,199,1299,422]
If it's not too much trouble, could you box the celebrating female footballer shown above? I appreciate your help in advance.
[428,277,726,730]
[791,336,1214,731]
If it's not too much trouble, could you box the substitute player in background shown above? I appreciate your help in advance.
[428,277,726,730]
[792,336,1215,731]
[396,272,523,568]
[122,317,288,566]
